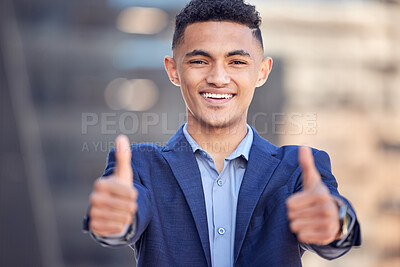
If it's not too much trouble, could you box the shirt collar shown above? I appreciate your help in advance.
[183,123,253,161]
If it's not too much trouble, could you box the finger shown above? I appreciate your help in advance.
[286,191,317,211]
[289,217,335,233]
[90,192,138,214]
[286,187,330,211]
[296,229,338,245]
[89,220,127,236]
[89,206,133,225]
[299,146,321,190]
[94,178,138,200]
[287,201,336,221]
[115,135,133,187]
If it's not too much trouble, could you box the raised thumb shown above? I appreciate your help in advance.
[299,146,321,190]
[114,134,133,187]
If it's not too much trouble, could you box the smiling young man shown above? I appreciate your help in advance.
[164,20,271,173]
[83,1,361,266]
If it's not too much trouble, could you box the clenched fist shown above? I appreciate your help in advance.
[89,135,138,236]
[286,146,341,245]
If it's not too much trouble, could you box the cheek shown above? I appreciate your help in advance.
[179,70,199,92]
[234,73,258,94]
[179,81,198,108]
[233,66,258,82]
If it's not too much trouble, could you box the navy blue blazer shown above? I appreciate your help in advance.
[83,125,361,266]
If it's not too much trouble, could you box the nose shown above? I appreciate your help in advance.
[206,62,230,87]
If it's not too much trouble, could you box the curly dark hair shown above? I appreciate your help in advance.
[172,0,263,49]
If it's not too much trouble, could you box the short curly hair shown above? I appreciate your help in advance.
[172,0,263,49]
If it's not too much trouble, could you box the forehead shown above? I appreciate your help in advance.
[175,21,262,57]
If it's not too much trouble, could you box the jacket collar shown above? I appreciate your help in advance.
[233,128,280,262]
[161,125,212,267]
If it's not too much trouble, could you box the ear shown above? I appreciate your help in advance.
[255,57,273,88]
[164,56,180,86]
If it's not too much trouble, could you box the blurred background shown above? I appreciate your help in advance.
[0,0,399,266]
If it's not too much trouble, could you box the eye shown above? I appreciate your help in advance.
[231,60,246,65]
[189,60,207,65]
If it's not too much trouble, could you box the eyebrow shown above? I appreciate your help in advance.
[184,49,212,58]
[226,50,251,58]
[184,49,251,59]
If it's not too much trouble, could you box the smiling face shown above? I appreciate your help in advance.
[165,21,272,132]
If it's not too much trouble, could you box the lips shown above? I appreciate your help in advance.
[200,91,236,104]
[201,92,234,99]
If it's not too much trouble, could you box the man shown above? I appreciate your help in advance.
[83,0,361,266]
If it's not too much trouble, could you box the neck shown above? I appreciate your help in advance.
[186,118,248,159]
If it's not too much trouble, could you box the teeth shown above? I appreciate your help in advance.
[201,93,233,99]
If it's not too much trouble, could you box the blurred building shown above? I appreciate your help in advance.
[0,0,399,267]
[258,1,400,266]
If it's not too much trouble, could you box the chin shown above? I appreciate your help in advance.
[199,117,241,130]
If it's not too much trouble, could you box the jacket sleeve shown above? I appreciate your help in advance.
[298,149,361,260]
[82,146,153,247]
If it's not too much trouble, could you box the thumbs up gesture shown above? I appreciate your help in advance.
[89,135,138,236]
[286,147,340,245]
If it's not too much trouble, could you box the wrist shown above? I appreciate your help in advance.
[334,197,349,239]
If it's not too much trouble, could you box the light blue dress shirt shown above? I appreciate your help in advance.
[183,124,253,267]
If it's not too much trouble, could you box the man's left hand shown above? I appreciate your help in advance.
[286,146,341,245]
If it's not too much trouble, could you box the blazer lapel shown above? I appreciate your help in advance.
[234,130,281,262]
[161,126,211,267]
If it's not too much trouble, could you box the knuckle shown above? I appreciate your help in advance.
[89,220,101,232]
[127,215,133,224]
[319,218,331,230]
[114,224,124,233]
[322,193,331,202]
[90,207,106,219]
[315,206,324,217]
[89,193,99,205]
[314,188,329,200]
[289,222,297,232]
[321,207,333,217]
[131,188,138,199]
[90,193,107,206]
[124,214,132,223]
[329,220,339,232]
[287,210,298,220]
[286,202,295,211]
[128,202,136,214]
[297,233,307,243]
[89,207,97,217]
[321,232,332,242]
[285,197,296,208]
[321,224,331,232]
[132,202,138,214]
[128,189,137,200]
[94,179,106,191]
[330,227,338,236]
[306,190,317,200]
[326,217,335,225]
[325,208,333,217]
[314,192,326,201]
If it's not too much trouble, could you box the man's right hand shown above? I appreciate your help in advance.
[89,135,138,236]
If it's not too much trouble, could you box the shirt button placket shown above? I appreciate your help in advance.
[212,168,232,267]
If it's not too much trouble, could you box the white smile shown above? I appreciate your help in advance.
[201,93,234,99]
